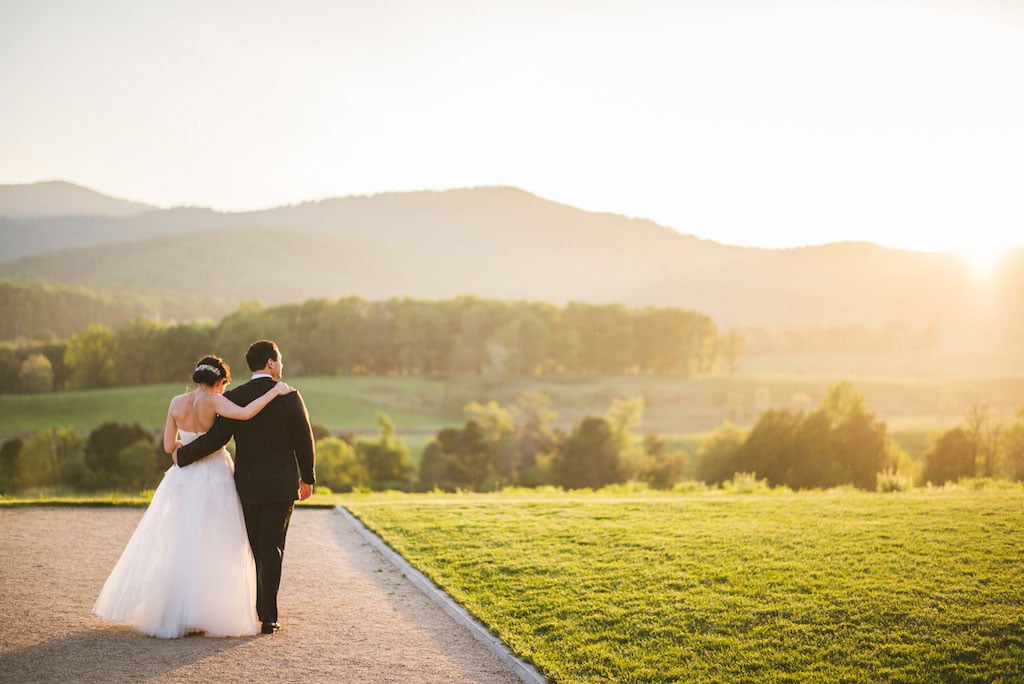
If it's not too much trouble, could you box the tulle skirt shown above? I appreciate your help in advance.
[93,449,259,638]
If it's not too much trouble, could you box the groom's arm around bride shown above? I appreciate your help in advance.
[175,380,316,500]
[175,344,315,503]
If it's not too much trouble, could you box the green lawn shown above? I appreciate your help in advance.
[343,490,1024,683]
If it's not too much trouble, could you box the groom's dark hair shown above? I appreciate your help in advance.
[246,340,280,372]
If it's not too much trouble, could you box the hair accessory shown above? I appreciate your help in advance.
[195,363,222,377]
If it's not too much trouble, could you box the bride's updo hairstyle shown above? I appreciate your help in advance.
[192,355,231,386]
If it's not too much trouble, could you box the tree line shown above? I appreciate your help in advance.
[0,279,231,341]
[3,384,1022,496]
[0,295,723,393]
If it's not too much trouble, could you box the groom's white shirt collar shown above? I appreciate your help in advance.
[252,373,273,380]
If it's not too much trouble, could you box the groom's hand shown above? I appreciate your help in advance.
[171,448,179,466]
[298,481,313,501]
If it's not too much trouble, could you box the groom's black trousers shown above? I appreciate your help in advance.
[242,501,294,624]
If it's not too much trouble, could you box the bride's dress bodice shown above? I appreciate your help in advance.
[178,428,231,464]
[178,429,206,446]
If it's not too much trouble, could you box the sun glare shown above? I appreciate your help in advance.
[958,243,1007,279]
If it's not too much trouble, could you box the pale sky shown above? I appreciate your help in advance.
[2,0,1022,260]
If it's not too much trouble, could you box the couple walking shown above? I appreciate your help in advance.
[93,339,316,638]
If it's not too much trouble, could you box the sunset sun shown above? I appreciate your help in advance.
[958,242,1008,279]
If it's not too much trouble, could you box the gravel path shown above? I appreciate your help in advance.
[0,507,523,683]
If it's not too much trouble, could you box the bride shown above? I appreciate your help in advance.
[93,355,293,638]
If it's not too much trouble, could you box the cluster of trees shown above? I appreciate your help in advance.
[695,383,901,489]
[694,385,1024,489]
[314,414,413,492]
[0,423,166,494]
[3,388,1023,495]
[315,394,689,493]
[0,416,412,495]
[0,279,227,341]
[0,295,722,394]
[920,405,1024,484]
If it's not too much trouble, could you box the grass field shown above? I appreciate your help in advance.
[3,372,1022,450]
[343,489,1024,683]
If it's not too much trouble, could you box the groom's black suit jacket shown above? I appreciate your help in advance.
[176,376,316,503]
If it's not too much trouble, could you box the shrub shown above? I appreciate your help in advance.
[876,468,913,493]
[671,480,709,494]
[722,472,771,494]
[315,437,368,493]
[597,481,651,495]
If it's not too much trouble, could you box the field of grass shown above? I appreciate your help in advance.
[343,490,1024,683]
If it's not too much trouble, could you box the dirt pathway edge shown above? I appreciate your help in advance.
[336,506,547,684]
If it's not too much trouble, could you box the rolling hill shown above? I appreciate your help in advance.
[1,181,1017,342]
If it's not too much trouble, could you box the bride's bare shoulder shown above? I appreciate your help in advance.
[168,391,192,406]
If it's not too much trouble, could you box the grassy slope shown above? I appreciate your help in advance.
[344,490,1024,683]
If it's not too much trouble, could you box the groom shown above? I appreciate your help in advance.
[175,339,316,635]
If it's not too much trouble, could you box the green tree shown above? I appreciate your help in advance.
[151,322,216,383]
[718,328,746,376]
[999,408,1024,481]
[64,324,115,389]
[112,318,164,386]
[0,437,23,493]
[0,344,20,393]
[85,422,155,490]
[695,421,747,485]
[115,439,165,491]
[798,382,892,490]
[638,435,689,489]
[736,409,803,487]
[15,427,86,491]
[314,437,368,492]
[213,301,270,371]
[923,428,974,485]
[356,413,412,490]
[18,353,54,393]
[35,342,70,390]
[964,403,1000,477]
[562,302,635,374]
[556,416,624,489]
[419,428,468,491]
[507,392,559,485]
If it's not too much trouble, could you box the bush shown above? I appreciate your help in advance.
[115,439,164,491]
[18,354,54,393]
[671,480,709,494]
[0,438,22,493]
[85,422,155,490]
[15,427,87,491]
[315,437,367,492]
[876,468,913,492]
[597,481,652,495]
[722,472,772,494]
[357,414,412,490]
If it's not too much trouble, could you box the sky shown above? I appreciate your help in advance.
[2,0,1023,263]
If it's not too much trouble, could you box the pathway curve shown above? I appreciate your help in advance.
[0,507,524,683]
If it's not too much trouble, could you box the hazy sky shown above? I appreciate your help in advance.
[2,0,1022,260]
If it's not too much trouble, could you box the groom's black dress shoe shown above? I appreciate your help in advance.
[261,622,281,634]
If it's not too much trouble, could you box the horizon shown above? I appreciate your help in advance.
[3,177,1019,267]
[2,1,1023,262]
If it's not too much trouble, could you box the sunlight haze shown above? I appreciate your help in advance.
[1,0,1022,255]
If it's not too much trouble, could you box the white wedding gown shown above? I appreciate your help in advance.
[93,430,259,638]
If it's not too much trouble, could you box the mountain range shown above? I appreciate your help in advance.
[1,181,1018,344]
